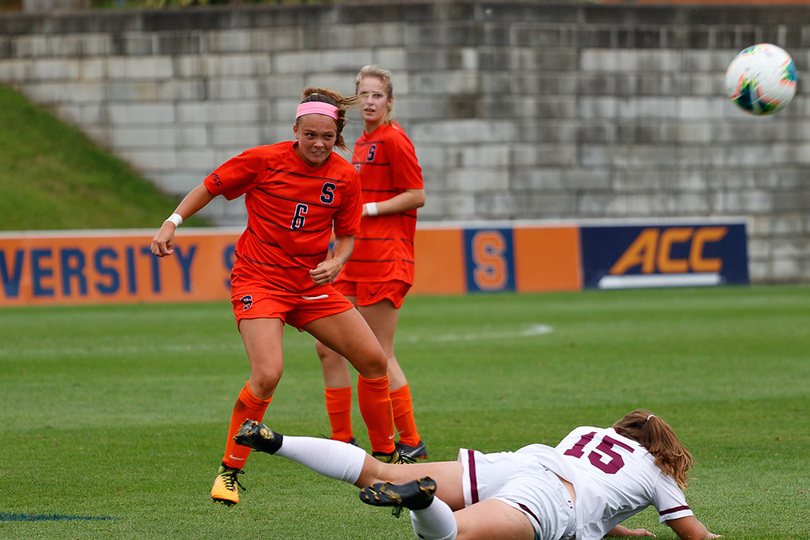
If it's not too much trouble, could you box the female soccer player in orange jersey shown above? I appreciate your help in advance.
[151,88,402,508]
[315,65,428,460]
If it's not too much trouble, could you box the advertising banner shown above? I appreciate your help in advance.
[0,220,748,306]
[458,225,581,294]
[0,230,237,306]
[579,222,749,289]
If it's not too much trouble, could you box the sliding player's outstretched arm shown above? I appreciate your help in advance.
[605,524,656,537]
[667,516,722,539]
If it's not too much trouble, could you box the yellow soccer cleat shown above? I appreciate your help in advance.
[211,463,245,507]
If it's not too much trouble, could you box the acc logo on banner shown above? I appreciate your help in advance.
[579,223,749,289]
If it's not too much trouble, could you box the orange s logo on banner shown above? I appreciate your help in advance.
[464,228,515,292]
[470,230,511,291]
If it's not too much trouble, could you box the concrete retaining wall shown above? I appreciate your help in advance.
[0,1,808,283]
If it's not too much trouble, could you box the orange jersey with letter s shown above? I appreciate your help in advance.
[342,123,423,284]
[205,142,362,293]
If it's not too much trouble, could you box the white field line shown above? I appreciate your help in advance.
[399,323,554,343]
[0,341,244,359]
[0,324,554,358]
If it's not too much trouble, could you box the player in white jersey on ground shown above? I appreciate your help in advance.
[232,409,721,540]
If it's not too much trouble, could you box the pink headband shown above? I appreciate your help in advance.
[296,101,339,120]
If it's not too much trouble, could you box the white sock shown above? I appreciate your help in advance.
[275,435,366,484]
[409,497,458,540]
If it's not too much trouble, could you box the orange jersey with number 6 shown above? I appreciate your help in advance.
[205,142,362,293]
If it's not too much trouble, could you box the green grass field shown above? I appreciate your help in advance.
[1,286,808,539]
[0,84,207,230]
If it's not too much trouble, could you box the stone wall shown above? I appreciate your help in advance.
[0,1,808,283]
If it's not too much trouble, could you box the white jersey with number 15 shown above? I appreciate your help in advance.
[517,426,694,540]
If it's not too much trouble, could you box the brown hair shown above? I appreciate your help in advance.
[613,409,695,489]
[296,88,361,151]
[355,64,394,125]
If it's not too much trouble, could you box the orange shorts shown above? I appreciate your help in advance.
[332,278,411,309]
[231,274,354,329]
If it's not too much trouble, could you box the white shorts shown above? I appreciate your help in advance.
[458,448,576,540]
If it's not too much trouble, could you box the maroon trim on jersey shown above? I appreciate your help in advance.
[349,259,415,267]
[352,161,390,167]
[351,258,398,264]
[231,270,321,294]
[517,503,543,533]
[659,505,691,517]
[353,236,414,243]
[264,166,353,186]
[467,449,479,504]
[243,229,329,261]
[250,214,334,248]
[362,187,398,195]
[238,252,302,271]
[255,185,342,211]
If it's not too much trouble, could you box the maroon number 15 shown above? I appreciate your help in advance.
[563,432,635,474]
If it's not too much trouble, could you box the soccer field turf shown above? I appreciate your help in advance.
[1,285,807,539]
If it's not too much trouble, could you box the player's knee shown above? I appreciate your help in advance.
[354,363,387,380]
[315,340,339,364]
[357,352,388,378]
[250,368,282,396]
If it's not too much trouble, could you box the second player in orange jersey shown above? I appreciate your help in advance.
[315,65,427,460]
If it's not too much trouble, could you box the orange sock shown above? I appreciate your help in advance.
[391,384,421,447]
[324,386,354,443]
[221,381,272,470]
[357,374,396,454]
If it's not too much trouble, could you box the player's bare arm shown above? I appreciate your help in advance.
[606,524,656,537]
[151,183,215,257]
[363,188,425,217]
[310,234,354,285]
[667,516,722,539]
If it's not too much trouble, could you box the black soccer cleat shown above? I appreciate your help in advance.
[359,476,437,517]
[372,448,414,464]
[396,440,428,460]
[234,420,283,454]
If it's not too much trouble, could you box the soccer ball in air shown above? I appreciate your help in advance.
[725,43,798,115]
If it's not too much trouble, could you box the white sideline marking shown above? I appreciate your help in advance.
[598,273,721,289]
[0,324,554,358]
[0,341,243,358]
[401,323,554,343]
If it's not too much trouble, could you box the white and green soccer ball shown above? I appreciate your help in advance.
[725,43,798,115]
